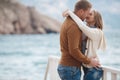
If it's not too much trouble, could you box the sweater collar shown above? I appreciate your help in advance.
[90,26,96,28]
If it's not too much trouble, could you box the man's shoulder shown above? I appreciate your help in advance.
[66,17,77,26]
[63,17,81,34]
[64,17,79,29]
[60,16,82,35]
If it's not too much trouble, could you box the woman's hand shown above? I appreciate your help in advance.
[89,58,101,68]
[62,9,69,17]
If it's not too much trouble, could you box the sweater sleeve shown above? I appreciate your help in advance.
[67,24,90,64]
[68,10,100,40]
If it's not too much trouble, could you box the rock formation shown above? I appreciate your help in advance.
[0,0,61,34]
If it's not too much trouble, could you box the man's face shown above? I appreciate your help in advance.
[79,8,91,21]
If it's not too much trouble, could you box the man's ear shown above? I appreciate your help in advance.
[78,9,83,16]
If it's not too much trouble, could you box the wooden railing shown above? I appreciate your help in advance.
[102,66,120,80]
[44,56,120,80]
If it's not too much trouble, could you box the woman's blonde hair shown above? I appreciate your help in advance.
[93,10,103,30]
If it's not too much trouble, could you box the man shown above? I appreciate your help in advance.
[57,0,100,80]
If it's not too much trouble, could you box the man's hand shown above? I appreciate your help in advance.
[89,58,101,68]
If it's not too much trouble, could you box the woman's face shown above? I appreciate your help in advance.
[86,10,95,24]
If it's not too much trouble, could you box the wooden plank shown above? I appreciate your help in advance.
[102,66,120,74]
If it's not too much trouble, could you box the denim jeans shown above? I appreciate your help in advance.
[83,66,103,80]
[57,64,81,80]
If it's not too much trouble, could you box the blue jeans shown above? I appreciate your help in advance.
[83,66,103,80]
[57,64,81,80]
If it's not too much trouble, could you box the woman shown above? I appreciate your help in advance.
[63,9,106,80]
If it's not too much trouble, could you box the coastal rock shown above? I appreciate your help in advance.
[0,0,61,34]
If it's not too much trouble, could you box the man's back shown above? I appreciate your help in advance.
[59,17,90,67]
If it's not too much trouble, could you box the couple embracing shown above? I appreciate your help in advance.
[57,0,106,80]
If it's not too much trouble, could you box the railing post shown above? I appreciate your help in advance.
[44,59,49,80]
[103,70,107,80]
[111,73,117,80]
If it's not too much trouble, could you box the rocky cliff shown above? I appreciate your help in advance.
[0,0,61,34]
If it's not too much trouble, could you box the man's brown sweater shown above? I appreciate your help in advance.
[59,17,90,67]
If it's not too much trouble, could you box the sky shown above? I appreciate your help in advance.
[20,0,120,29]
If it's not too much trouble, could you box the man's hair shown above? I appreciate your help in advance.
[74,0,92,12]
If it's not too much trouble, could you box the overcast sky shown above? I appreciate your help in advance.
[20,0,120,29]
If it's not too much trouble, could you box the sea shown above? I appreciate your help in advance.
[0,28,120,80]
